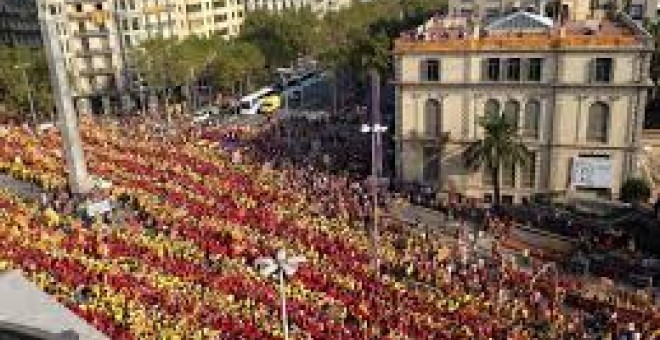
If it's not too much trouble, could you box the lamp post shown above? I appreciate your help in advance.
[255,249,306,340]
[15,63,37,125]
[361,122,388,275]
[530,262,558,319]
[277,67,293,145]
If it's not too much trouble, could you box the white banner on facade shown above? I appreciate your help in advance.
[571,157,613,189]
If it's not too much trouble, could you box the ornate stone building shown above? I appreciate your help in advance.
[392,10,654,202]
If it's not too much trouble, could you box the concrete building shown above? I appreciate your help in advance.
[447,0,658,22]
[0,0,41,46]
[40,0,245,114]
[392,10,654,202]
[245,0,352,15]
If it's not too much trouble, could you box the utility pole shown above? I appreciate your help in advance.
[39,3,90,194]
[360,68,387,276]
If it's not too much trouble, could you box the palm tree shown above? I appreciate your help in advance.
[464,112,530,207]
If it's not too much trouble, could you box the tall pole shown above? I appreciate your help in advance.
[18,66,37,125]
[279,269,289,340]
[39,4,90,194]
[370,68,382,275]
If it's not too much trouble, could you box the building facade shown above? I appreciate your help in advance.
[447,0,658,22]
[0,0,41,46]
[245,0,351,15]
[393,11,654,202]
[40,0,245,114]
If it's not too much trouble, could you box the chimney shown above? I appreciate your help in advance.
[473,23,481,39]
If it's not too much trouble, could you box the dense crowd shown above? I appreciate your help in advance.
[0,113,658,339]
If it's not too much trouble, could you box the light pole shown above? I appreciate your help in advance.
[361,122,388,275]
[276,67,292,118]
[277,67,293,145]
[15,63,37,125]
[530,262,558,319]
[255,249,306,340]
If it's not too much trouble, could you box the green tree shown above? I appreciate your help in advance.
[207,39,266,96]
[463,112,530,207]
[240,8,322,69]
[620,177,652,204]
[0,46,51,121]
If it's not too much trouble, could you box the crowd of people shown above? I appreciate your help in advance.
[0,112,658,339]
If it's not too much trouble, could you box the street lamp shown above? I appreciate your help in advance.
[255,249,306,340]
[530,262,559,319]
[276,67,292,118]
[14,63,37,125]
[361,122,388,275]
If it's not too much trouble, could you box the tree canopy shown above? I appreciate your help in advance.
[464,112,530,207]
[0,46,52,121]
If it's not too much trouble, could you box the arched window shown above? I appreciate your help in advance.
[523,100,541,138]
[503,100,520,129]
[424,99,440,137]
[587,102,609,143]
[484,99,500,117]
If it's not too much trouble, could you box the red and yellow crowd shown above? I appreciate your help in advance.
[0,115,659,339]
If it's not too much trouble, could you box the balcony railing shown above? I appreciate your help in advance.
[76,47,113,57]
[398,131,451,144]
[78,67,115,76]
[74,29,110,37]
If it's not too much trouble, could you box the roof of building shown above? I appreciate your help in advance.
[0,270,108,340]
[394,10,652,53]
[485,11,554,31]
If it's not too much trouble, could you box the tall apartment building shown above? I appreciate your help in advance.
[39,0,245,114]
[393,10,654,202]
[0,0,41,46]
[447,0,658,22]
[245,0,352,15]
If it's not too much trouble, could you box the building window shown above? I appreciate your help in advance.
[521,152,536,189]
[424,98,440,137]
[186,4,203,12]
[523,100,541,139]
[124,34,131,47]
[527,58,543,82]
[586,102,609,143]
[213,0,227,8]
[485,58,500,81]
[485,98,500,116]
[423,147,439,183]
[95,3,103,10]
[420,59,440,81]
[485,8,500,18]
[214,14,227,22]
[502,162,515,188]
[129,0,135,10]
[591,58,613,83]
[629,4,643,20]
[503,100,520,129]
[122,18,129,31]
[506,58,521,81]
[132,18,139,30]
[482,165,494,186]
[119,0,126,10]
[75,4,83,12]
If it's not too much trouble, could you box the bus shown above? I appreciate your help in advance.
[239,87,277,115]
